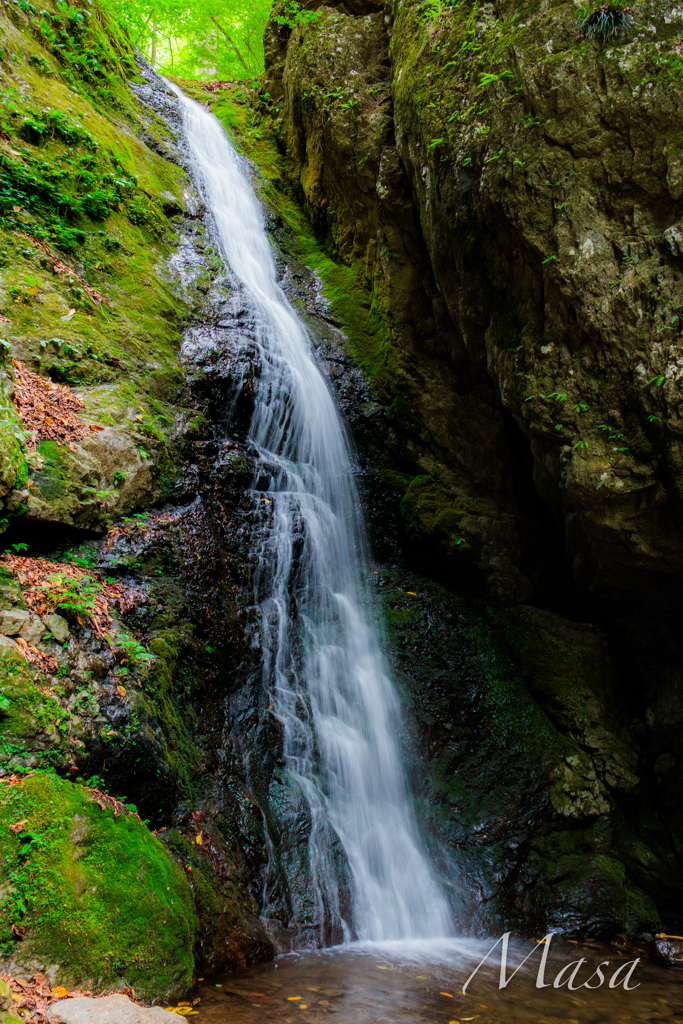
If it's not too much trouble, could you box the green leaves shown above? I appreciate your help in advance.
[102,0,271,79]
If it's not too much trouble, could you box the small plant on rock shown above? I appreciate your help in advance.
[579,1,633,43]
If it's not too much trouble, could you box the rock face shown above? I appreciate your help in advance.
[257,0,683,937]
[0,3,273,995]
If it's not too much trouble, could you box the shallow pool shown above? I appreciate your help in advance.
[193,937,683,1024]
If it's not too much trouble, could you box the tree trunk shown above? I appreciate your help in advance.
[210,15,250,75]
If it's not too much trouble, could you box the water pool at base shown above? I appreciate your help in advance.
[193,940,682,1024]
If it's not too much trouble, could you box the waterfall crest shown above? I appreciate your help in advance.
[172,84,452,943]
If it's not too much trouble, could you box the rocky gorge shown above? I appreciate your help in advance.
[0,0,682,1001]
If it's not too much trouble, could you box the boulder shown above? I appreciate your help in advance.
[47,996,172,1024]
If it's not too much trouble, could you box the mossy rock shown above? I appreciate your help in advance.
[0,648,70,759]
[0,772,197,999]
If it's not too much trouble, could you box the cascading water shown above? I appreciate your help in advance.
[172,85,452,944]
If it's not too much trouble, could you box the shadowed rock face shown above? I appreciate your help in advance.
[259,0,683,936]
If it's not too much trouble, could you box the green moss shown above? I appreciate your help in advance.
[137,629,201,799]
[0,650,70,749]
[0,771,196,996]
[399,474,475,554]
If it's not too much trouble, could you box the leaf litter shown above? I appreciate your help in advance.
[2,554,144,644]
[0,972,145,1023]
[12,360,92,455]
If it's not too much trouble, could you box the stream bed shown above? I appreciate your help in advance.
[193,940,683,1023]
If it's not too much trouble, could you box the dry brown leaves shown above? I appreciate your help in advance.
[12,359,90,453]
[84,787,143,825]
[0,772,35,787]
[14,232,111,307]
[0,313,11,324]
[86,786,126,817]
[200,79,234,93]
[1,973,144,1023]
[105,510,179,552]
[2,555,145,642]
[13,637,58,674]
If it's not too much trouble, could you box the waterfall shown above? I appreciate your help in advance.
[172,85,452,944]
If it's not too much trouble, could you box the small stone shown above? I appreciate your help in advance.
[44,612,70,643]
[46,995,172,1024]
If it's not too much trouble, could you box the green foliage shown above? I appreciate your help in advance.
[102,0,271,79]
[115,631,155,667]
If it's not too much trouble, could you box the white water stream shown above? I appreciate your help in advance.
[173,86,452,944]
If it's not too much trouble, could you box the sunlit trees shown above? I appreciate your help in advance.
[104,0,272,79]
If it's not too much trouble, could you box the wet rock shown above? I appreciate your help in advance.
[650,937,683,970]
[46,996,171,1024]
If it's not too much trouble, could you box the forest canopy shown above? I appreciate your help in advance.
[103,0,276,80]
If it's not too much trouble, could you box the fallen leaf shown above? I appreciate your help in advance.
[60,309,76,322]
[299,1006,308,1010]
[9,819,27,832]
[287,997,302,1001]
[52,987,69,999]
[116,685,126,697]
[195,834,203,845]
[440,992,454,998]
[89,424,105,431]
[406,591,417,595]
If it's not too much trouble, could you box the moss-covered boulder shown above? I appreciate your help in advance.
[0,772,196,998]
